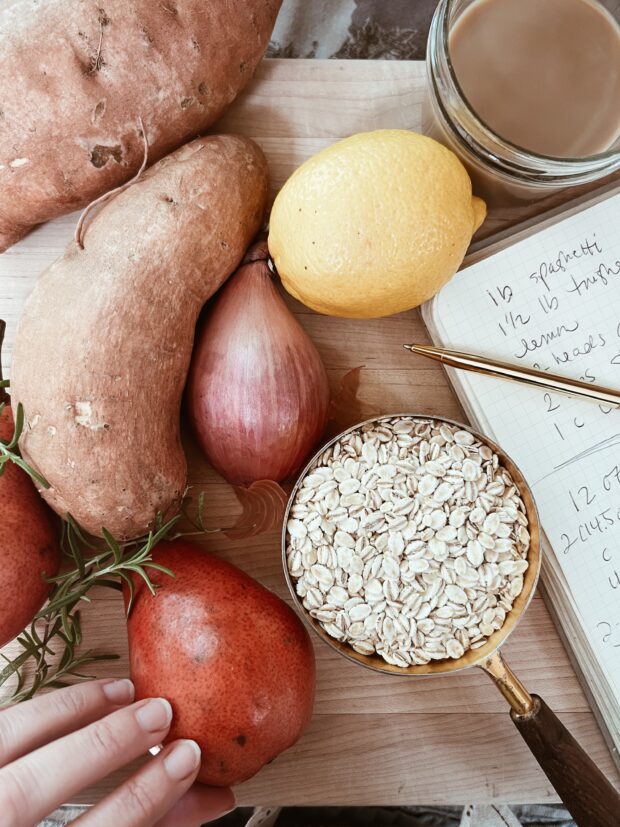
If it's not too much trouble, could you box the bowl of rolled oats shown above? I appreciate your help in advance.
[283,414,541,676]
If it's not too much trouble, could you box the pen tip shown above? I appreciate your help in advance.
[403,343,414,351]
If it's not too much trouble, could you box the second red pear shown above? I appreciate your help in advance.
[125,540,316,786]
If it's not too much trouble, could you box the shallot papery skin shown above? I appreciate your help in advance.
[187,243,330,484]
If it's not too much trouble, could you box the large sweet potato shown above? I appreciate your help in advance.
[0,0,280,250]
[11,135,269,539]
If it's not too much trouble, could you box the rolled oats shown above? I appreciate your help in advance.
[286,417,530,668]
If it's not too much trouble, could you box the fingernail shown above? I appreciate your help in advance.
[102,679,135,705]
[135,698,173,733]
[163,739,202,780]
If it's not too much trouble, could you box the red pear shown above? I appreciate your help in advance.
[125,539,316,786]
[0,321,60,647]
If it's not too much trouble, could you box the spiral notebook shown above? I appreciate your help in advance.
[422,189,620,769]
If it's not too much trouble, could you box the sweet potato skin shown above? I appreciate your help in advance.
[11,135,269,540]
[0,0,281,250]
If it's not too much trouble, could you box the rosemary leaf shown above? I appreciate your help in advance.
[64,519,86,577]
[118,572,135,616]
[125,564,158,596]
[0,648,34,687]
[6,454,50,489]
[67,515,98,549]
[143,562,176,578]
[0,401,51,488]
[6,402,24,450]
[102,527,122,565]
[149,514,182,548]
[197,490,207,530]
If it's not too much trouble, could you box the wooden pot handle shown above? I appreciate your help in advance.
[511,695,620,826]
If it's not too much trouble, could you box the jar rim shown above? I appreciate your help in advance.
[435,0,620,173]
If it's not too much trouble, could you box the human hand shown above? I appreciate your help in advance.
[0,678,235,827]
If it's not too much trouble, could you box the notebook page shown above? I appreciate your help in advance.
[431,193,620,702]
[427,357,620,762]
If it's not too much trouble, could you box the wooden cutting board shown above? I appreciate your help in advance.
[1,58,619,807]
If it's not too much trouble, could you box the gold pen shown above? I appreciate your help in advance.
[404,343,620,409]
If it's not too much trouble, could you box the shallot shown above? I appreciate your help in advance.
[187,242,330,484]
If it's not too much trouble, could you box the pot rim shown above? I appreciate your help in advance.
[281,413,542,678]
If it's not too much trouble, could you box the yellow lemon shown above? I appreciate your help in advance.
[268,129,486,318]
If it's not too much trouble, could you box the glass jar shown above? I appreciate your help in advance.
[424,0,620,207]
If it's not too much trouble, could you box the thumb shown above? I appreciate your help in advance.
[155,784,235,827]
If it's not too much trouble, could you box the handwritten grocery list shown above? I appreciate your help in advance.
[432,193,620,702]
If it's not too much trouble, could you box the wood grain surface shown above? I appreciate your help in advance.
[1,58,619,807]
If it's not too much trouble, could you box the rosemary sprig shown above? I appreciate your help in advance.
[0,611,118,705]
[0,493,215,705]
[43,512,179,620]
[0,512,187,706]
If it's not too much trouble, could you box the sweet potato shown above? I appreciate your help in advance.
[0,0,281,251]
[11,134,269,539]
